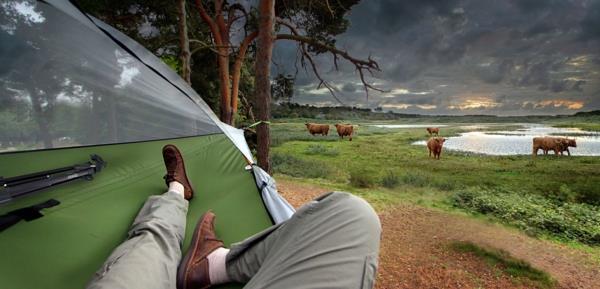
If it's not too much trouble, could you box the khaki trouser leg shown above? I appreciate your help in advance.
[87,191,188,289]
[226,192,382,289]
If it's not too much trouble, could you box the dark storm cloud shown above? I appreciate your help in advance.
[580,0,600,41]
[341,82,358,93]
[362,0,460,33]
[273,0,600,115]
[475,60,514,84]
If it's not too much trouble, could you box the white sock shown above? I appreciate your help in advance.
[168,181,185,199]
[207,247,230,285]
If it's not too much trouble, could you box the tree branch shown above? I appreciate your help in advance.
[189,39,228,56]
[276,34,380,72]
[227,3,249,31]
[194,0,223,46]
[274,23,384,102]
[325,0,335,18]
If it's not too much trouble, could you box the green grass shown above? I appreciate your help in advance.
[552,123,600,132]
[451,241,556,288]
[269,120,600,248]
[271,121,600,206]
[303,144,340,156]
[547,115,600,131]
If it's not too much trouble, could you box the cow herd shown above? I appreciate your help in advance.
[425,127,446,160]
[532,136,577,156]
[305,123,354,141]
[305,123,578,159]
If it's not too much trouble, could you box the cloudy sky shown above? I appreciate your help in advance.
[272,0,600,116]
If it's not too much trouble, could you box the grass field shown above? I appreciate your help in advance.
[270,120,600,247]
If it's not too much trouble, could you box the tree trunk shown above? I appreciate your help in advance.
[214,0,233,124]
[177,0,191,84]
[255,0,275,172]
[194,0,232,124]
[231,32,257,126]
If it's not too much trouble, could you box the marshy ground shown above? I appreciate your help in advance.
[270,118,600,289]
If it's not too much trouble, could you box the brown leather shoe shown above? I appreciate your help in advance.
[162,144,194,200]
[177,211,224,289]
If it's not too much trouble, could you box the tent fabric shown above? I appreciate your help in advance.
[87,13,255,167]
[87,14,219,118]
[0,2,296,288]
[220,123,255,163]
[251,165,296,224]
[0,134,272,289]
[0,0,222,152]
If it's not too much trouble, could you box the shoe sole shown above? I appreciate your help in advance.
[164,144,194,200]
[176,211,213,289]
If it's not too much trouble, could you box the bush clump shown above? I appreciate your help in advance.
[271,153,332,179]
[400,172,429,187]
[381,171,399,188]
[452,189,600,245]
[304,144,339,156]
[349,169,376,188]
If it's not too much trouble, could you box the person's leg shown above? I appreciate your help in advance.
[88,144,195,289]
[86,190,188,289]
[226,192,381,289]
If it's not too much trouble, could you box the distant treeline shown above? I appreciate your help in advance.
[573,110,600,116]
[271,103,600,122]
[272,103,418,120]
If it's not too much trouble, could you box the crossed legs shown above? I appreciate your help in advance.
[87,145,381,289]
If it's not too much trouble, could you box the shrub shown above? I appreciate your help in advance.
[432,180,458,191]
[579,190,600,206]
[349,169,376,188]
[556,184,578,203]
[304,144,339,156]
[271,153,332,179]
[381,171,399,188]
[452,189,600,245]
[401,172,429,187]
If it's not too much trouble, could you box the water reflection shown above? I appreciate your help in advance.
[412,124,600,156]
[372,124,448,129]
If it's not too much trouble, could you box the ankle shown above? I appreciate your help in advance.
[207,247,230,285]
[168,181,185,198]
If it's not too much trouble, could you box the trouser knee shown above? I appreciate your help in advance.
[316,192,381,236]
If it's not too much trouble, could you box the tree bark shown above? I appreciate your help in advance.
[231,31,258,126]
[255,0,275,172]
[177,0,191,84]
[214,0,233,124]
[194,0,232,124]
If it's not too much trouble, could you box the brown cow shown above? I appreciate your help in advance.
[532,136,574,156]
[305,123,329,136]
[427,137,446,159]
[426,127,440,135]
[334,123,354,141]
[557,138,577,156]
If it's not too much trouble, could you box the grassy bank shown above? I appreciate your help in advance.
[451,242,556,288]
[270,120,600,247]
[547,113,600,131]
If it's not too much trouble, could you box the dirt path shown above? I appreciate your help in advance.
[277,179,600,289]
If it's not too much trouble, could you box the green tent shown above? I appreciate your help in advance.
[0,1,293,288]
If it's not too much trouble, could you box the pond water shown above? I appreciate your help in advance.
[380,124,600,156]
[372,124,449,129]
